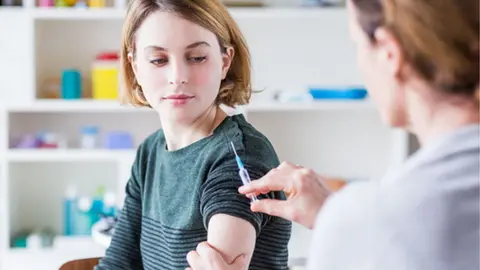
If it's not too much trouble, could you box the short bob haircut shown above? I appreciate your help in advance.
[119,0,252,108]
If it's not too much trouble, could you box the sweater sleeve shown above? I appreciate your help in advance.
[95,150,144,270]
[200,152,272,236]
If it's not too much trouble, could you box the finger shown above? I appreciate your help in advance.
[196,242,219,259]
[239,171,287,195]
[186,250,202,270]
[278,161,301,170]
[250,199,288,218]
[244,187,270,198]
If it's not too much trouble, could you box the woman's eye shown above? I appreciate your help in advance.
[149,58,168,65]
[189,56,207,63]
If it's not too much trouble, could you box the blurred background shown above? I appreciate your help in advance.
[0,0,420,269]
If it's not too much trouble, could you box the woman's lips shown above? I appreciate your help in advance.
[163,94,194,105]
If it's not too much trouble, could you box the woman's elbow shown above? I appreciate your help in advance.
[207,213,257,264]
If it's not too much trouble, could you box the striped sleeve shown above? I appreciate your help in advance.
[95,155,143,269]
[200,156,271,236]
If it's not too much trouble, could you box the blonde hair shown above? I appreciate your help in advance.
[351,0,479,102]
[119,0,252,108]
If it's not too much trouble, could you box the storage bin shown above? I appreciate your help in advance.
[92,51,120,100]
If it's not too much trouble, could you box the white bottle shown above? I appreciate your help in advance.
[103,191,117,216]
[26,234,42,250]
[80,126,99,149]
[77,197,93,235]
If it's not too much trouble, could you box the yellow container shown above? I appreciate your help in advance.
[92,52,120,100]
[88,0,105,7]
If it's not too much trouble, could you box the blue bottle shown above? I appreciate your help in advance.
[61,69,82,99]
[63,186,77,236]
[75,196,94,235]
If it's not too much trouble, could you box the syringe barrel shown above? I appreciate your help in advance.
[238,168,251,186]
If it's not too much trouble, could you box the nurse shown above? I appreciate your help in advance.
[186,0,480,269]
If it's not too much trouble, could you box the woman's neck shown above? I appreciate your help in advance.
[161,105,227,151]
[407,87,480,146]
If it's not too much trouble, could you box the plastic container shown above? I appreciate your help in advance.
[301,0,321,6]
[55,0,68,7]
[92,52,120,100]
[80,126,99,149]
[91,186,106,220]
[89,0,105,7]
[102,191,117,217]
[38,0,54,7]
[103,131,134,149]
[75,0,87,7]
[63,185,77,236]
[61,69,82,99]
[1,0,19,6]
[308,87,368,100]
[76,197,94,235]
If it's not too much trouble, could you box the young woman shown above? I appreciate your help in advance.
[94,0,292,269]
[187,0,480,269]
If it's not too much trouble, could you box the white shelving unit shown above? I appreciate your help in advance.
[0,1,415,269]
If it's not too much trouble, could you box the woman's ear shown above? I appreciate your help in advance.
[221,47,234,80]
[373,27,404,79]
[128,52,138,77]
[374,28,409,128]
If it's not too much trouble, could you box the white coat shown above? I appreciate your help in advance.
[308,125,480,270]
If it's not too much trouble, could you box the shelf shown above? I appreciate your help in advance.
[6,99,372,113]
[228,6,346,18]
[6,149,136,162]
[246,99,373,112]
[6,100,152,113]
[9,235,105,252]
[28,6,345,20]
[32,7,125,20]
[5,237,106,270]
[0,6,24,11]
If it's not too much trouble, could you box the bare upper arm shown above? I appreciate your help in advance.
[207,213,257,266]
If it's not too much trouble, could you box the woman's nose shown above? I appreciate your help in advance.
[168,62,189,85]
[169,80,187,85]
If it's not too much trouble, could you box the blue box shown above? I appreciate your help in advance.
[104,131,134,149]
[308,87,368,100]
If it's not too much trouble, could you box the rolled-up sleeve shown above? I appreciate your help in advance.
[200,157,271,236]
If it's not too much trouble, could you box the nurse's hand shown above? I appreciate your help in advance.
[186,242,247,270]
[239,161,331,229]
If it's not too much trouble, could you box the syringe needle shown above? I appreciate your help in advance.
[230,141,238,156]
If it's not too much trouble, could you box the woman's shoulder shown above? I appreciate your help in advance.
[210,114,280,166]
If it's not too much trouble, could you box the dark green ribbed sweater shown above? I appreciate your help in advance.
[95,114,292,270]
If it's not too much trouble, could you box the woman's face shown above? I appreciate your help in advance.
[346,0,408,127]
[131,11,233,124]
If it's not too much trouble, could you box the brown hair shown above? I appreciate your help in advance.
[120,0,252,108]
[350,0,479,101]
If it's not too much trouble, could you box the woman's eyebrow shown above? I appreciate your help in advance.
[185,41,210,49]
[144,41,210,53]
[144,45,167,53]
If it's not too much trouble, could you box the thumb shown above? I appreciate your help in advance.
[250,199,287,219]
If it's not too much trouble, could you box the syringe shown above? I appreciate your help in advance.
[230,141,259,203]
